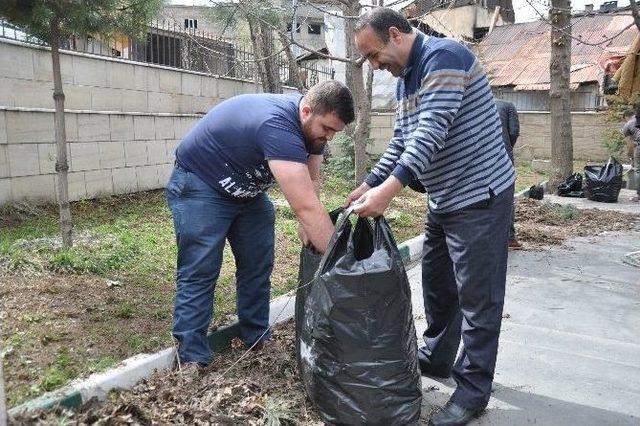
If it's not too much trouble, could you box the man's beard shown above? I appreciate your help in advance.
[304,137,326,153]
[302,120,326,152]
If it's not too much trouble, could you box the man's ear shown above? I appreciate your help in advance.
[301,104,313,120]
[389,26,403,44]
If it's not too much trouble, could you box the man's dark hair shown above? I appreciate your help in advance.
[304,80,355,125]
[355,7,413,43]
[623,109,634,118]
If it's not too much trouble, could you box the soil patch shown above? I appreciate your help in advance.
[515,198,639,247]
[9,320,322,426]
[0,272,173,407]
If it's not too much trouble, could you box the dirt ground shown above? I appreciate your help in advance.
[10,319,321,425]
[0,269,232,409]
[514,198,639,247]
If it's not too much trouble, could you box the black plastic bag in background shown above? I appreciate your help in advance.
[528,184,544,200]
[584,157,623,203]
[557,173,584,198]
[297,209,422,426]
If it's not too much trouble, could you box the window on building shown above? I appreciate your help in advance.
[308,23,322,35]
[184,19,198,29]
[287,23,302,33]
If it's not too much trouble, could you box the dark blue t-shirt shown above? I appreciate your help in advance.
[176,93,317,199]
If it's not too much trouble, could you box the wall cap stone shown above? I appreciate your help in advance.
[0,38,297,89]
[0,106,203,118]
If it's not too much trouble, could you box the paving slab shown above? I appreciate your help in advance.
[408,229,640,425]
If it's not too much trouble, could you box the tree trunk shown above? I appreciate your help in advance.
[248,17,269,91]
[248,18,282,94]
[51,17,73,248]
[549,0,573,189]
[0,333,6,426]
[344,0,371,185]
[259,23,283,94]
[276,28,303,91]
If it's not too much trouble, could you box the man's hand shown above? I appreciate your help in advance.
[268,160,334,253]
[352,176,403,217]
[344,182,370,207]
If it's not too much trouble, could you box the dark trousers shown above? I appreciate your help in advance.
[509,202,516,242]
[635,146,640,196]
[166,165,275,364]
[419,185,513,409]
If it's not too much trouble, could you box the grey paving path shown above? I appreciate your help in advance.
[409,229,640,425]
[543,188,639,214]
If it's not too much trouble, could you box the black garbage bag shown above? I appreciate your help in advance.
[557,173,584,197]
[296,209,422,426]
[584,157,623,203]
[528,184,544,200]
[295,208,343,373]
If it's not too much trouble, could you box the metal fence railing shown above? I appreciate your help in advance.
[0,19,335,88]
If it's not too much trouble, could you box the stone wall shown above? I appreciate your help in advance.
[0,38,297,205]
[515,111,614,161]
[0,108,193,204]
[369,111,615,161]
[0,38,263,114]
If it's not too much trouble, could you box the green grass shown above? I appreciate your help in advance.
[116,302,135,319]
[41,350,74,392]
[0,174,377,406]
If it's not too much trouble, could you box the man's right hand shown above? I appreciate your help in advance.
[268,160,334,253]
[344,182,371,208]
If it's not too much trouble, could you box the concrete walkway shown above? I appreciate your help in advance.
[408,227,640,425]
[543,188,639,214]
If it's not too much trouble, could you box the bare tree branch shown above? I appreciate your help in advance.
[298,0,360,19]
[333,0,353,7]
[234,0,358,64]
[523,0,636,48]
[289,37,357,63]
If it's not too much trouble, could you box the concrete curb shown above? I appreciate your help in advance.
[8,236,424,417]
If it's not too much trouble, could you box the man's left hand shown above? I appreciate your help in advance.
[352,176,403,217]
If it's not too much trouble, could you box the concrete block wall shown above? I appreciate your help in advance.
[0,38,264,114]
[369,113,395,154]
[515,112,614,161]
[0,39,299,205]
[0,108,199,205]
[369,111,614,161]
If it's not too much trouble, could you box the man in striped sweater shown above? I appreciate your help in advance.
[349,8,515,426]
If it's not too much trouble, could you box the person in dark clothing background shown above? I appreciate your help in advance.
[621,108,640,201]
[495,99,522,249]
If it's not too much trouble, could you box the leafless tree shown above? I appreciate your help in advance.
[549,0,574,188]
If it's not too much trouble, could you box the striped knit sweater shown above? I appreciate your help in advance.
[365,32,515,213]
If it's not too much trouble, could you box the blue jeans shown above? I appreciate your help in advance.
[166,165,275,364]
